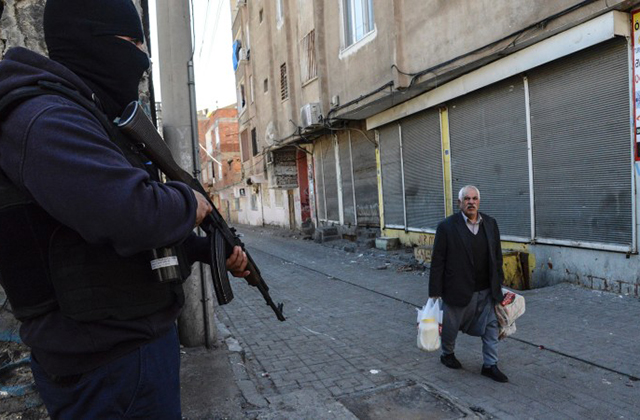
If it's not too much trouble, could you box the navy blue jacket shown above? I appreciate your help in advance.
[0,47,207,376]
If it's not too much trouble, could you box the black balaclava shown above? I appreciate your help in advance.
[43,0,150,120]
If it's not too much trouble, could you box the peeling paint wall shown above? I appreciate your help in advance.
[0,0,47,57]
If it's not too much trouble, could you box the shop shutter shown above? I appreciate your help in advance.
[338,132,356,225]
[323,137,340,222]
[401,109,444,230]
[351,130,380,226]
[313,146,326,221]
[379,123,404,227]
[449,76,530,239]
[529,38,632,247]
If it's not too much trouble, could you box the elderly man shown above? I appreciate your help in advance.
[429,185,508,383]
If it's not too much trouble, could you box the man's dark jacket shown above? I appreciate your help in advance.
[0,48,209,377]
[429,212,505,307]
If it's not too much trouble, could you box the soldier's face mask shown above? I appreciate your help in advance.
[44,0,150,118]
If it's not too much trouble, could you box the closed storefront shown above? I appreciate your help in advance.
[401,110,444,230]
[379,123,404,227]
[379,109,444,231]
[376,37,633,251]
[313,130,380,227]
[338,131,356,225]
[449,76,530,240]
[350,131,380,226]
[528,38,632,249]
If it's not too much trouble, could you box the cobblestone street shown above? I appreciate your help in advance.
[218,225,640,419]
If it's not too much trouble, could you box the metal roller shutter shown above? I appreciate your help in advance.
[313,145,326,221]
[449,76,530,239]
[401,109,444,230]
[529,38,632,247]
[350,130,380,226]
[379,123,404,227]
[338,131,356,225]
[323,137,340,222]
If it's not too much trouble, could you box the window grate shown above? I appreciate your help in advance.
[280,63,289,100]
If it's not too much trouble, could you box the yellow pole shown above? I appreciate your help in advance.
[440,107,453,216]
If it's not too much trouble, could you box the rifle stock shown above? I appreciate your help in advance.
[118,101,285,321]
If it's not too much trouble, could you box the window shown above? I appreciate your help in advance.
[208,162,215,183]
[343,0,374,48]
[276,0,284,26]
[235,198,241,210]
[215,126,220,147]
[251,128,258,156]
[263,78,269,93]
[237,83,246,112]
[218,162,223,180]
[300,30,317,84]
[251,192,258,211]
[280,63,288,100]
[241,130,250,162]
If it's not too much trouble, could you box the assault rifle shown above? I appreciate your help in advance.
[118,102,285,322]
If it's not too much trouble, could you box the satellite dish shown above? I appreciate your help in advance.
[265,121,277,146]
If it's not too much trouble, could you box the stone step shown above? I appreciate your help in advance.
[375,237,400,251]
[314,226,340,243]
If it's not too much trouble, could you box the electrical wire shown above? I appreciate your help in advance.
[202,0,225,70]
[197,0,213,59]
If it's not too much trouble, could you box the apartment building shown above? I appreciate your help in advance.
[198,106,242,223]
[231,0,640,295]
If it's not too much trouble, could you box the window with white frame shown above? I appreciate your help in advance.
[343,0,374,48]
[215,126,220,147]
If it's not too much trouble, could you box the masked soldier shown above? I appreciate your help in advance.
[0,0,248,417]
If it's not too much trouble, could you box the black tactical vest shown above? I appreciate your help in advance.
[0,83,188,322]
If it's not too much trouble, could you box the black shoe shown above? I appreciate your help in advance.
[440,353,462,369]
[481,364,509,383]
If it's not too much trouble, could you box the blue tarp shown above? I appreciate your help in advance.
[232,40,242,71]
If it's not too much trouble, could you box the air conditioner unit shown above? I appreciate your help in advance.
[238,48,249,63]
[300,103,322,129]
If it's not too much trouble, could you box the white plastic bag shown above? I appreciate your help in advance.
[495,288,525,340]
[416,298,443,352]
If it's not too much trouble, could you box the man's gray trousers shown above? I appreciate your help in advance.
[441,288,499,367]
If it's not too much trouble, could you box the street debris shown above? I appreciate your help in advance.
[369,369,379,374]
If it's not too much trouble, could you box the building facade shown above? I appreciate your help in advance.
[231,0,640,295]
[198,106,242,223]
